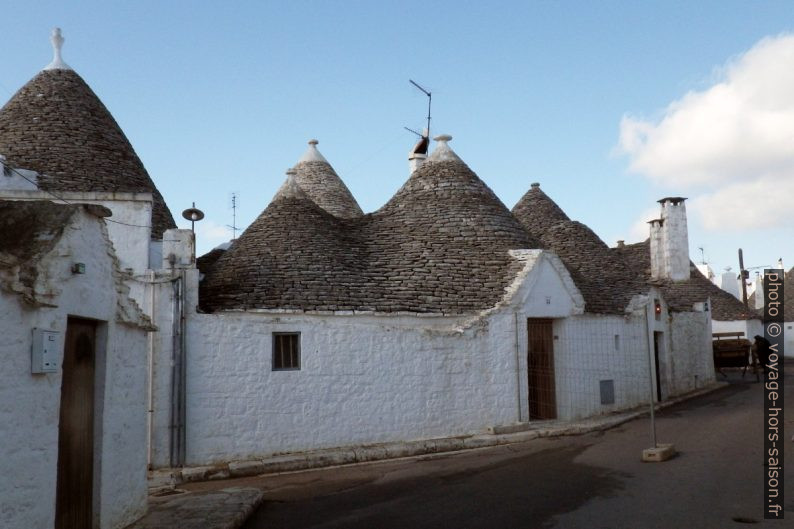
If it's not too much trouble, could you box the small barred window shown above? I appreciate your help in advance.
[272,332,300,370]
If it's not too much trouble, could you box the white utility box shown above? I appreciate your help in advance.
[31,328,59,374]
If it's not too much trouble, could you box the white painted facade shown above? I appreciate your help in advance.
[784,322,794,358]
[0,189,155,273]
[0,207,152,529]
[712,318,763,341]
[142,249,718,466]
[715,270,742,300]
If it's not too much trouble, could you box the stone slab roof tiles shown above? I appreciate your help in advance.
[615,240,760,321]
[284,140,363,218]
[0,69,176,238]
[201,138,539,314]
[536,220,647,315]
[511,182,570,238]
[511,184,646,314]
[200,192,366,312]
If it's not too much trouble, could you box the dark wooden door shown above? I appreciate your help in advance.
[527,318,556,420]
[653,331,663,402]
[55,318,96,529]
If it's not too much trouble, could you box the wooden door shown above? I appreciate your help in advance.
[527,318,556,420]
[55,318,97,529]
[653,331,663,402]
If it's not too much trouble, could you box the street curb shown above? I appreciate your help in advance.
[151,381,728,489]
[127,487,265,529]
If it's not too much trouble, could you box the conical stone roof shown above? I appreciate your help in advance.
[287,140,363,218]
[200,136,540,314]
[0,65,176,238]
[615,240,761,321]
[200,177,366,312]
[362,136,538,313]
[540,220,646,314]
[512,182,570,238]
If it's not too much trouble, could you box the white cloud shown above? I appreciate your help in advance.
[625,206,660,243]
[618,34,794,230]
[194,219,233,254]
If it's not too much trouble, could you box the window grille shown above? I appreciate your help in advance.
[273,332,300,370]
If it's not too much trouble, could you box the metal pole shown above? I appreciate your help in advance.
[645,307,657,448]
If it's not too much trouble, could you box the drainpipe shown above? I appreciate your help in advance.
[514,312,523,422]
[169,272,186,467]
[179,269,187,466]
[146,269,156,470]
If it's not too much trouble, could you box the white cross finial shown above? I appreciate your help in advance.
[44,27,72,71]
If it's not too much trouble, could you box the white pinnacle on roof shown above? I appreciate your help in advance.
[43,28,72,71]
[272,168,310,202]
[297,139,329,164]
[427,134,463,163]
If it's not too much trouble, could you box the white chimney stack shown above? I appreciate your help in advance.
[649,197,689,281]
[408,128,429,174]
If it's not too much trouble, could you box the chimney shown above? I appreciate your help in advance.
[408,128,429,174]
[648,219,664,280]
[753,273,765,309]
[649,197,689,281]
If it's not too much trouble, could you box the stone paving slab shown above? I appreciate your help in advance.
[126,487,264,529]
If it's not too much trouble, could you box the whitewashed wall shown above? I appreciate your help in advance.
[0,210,149,529]
[553,313,651,420]
[170,251,575,465]
[667,311,715,395]
[183,311,520,465]
[164,250,716,466]
[0,189,154,274]
[712,318,763,341]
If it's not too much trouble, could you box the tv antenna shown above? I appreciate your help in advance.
[405,79,431,141]
[227,192,239,240]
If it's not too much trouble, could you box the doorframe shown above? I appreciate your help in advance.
[55,316,107,529]
[653,331,664,402]
[526,318,557,420]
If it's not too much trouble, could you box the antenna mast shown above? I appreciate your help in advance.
[409,79,431,139]
[227,193,239,240]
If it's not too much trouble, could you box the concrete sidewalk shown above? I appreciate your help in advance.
[130,381,727,529]
[126,487,264,529]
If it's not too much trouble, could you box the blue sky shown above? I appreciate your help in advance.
[2,1,793,276]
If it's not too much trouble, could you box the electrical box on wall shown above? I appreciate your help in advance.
[31,328,59,374]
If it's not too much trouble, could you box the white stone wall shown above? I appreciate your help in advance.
[712,318,763,341]
[0,189,154,275]
[0,210,149,529]
[146,272,182,469]
[715,272,742,299]
[148,250,717,466]
[784,322,794,358]
[668,311,716,395]
[553,313,651,420]
[183,310,520,465]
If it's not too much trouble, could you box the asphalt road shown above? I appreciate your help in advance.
[239,364,793,529]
